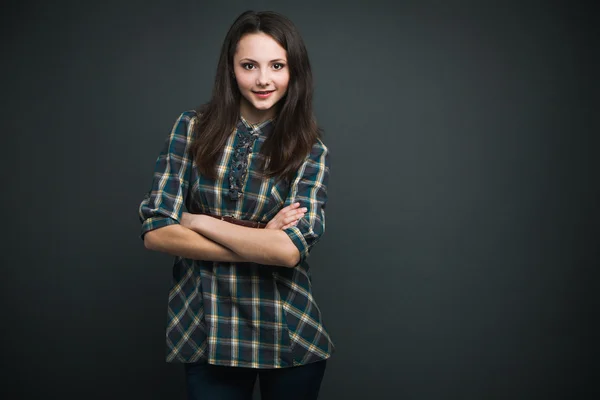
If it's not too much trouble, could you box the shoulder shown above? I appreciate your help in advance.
[308,138,329,164]
[178,110,200,125]
[170,110,201,138]
[299,138,329,178]
[314,137,328,151]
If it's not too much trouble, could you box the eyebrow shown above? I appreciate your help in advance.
[239,58,287,63]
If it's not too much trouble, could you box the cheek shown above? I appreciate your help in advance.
[234,70,252,89]
[276,73,290,91]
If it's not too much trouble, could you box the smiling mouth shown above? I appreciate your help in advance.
[253,90,275,94]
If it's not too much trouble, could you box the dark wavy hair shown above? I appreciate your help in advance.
[191,10,321,182]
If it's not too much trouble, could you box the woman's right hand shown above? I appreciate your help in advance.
[266,202,307,230]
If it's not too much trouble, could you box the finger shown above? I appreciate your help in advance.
[286,211,306,224]
[279,202,300,212]
[274,208,288,219]
[283,215,298,225]
[277,205,290,214]
[284,209,306,219]
[283,207,306,219]
[282,221,297,230]
[279,202,299,213]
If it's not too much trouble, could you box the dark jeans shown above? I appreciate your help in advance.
[184,360,327,400]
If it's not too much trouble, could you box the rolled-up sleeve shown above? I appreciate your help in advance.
[138,112,196,239]
[283,140,330,265]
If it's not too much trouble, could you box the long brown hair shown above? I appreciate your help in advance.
[191,10,321,182]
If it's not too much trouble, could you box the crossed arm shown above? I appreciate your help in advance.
[140,113,329,269]
[143,203,307,268]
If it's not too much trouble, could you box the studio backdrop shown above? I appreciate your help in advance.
[1,0,596,399]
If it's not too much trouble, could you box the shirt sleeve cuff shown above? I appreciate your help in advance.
[140,216,179,240]
[283,224,310,265]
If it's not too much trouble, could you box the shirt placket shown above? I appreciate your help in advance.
[228,126,259,218]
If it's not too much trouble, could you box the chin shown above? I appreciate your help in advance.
[250,101,275,111]
[255,104,274,111]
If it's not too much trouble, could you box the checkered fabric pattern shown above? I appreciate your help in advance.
[139,111,334,368]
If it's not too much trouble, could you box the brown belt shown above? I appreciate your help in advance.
[206,214,267,229]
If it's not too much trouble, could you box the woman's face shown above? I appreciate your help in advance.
[233,32,290,123]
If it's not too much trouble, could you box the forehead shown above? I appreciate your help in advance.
[234,32,287,60]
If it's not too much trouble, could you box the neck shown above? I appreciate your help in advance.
[240,99,277,125]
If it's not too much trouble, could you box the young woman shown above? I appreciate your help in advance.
[138,10,333,400]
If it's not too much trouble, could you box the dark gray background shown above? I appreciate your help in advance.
[1,0,597,399]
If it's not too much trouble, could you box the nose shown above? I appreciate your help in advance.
[256,69,271,87]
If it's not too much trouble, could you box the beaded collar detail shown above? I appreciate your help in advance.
[227,117,274,201]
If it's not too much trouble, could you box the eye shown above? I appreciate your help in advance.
[273,63,286,70]
[242,63,256,70]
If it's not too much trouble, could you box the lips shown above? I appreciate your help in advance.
[253,90,275,99]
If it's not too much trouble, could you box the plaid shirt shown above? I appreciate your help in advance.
[139,111,334,368]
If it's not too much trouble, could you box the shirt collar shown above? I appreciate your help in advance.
[239,115,275,136]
